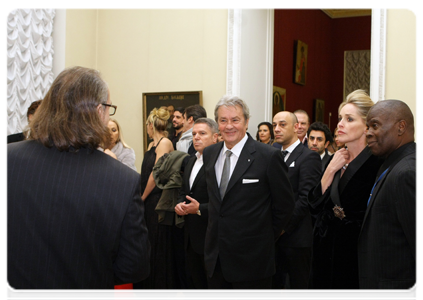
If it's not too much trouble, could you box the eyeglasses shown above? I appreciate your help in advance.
[102,103,117,116]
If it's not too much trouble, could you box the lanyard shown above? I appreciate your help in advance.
[367,167,390,206]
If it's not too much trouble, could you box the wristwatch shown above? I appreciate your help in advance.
[196,209,201,216]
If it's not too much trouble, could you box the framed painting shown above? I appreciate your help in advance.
[314,99,325,123]
[293,40,308,85]
[272,86,286,117]
[142,91,202,152]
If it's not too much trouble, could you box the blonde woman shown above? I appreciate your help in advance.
[308,90,383,289]
[104,118,137,171]
[135,107,174,289]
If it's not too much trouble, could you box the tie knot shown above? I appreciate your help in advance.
[282,150,289,157]
[225,150,232,158]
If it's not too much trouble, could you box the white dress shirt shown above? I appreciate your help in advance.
[215,134,248,188]
[282,139,300,162]
[189,151,203,189]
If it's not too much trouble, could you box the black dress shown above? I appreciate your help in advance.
[308,146,383,289]
[134,138,176,289]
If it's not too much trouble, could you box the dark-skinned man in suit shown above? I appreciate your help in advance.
[358,100,415,289]
[272,111,321,289]
[175,117,219,289]
[202,96,295,289]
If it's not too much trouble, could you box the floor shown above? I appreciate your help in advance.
[135,292,185,300]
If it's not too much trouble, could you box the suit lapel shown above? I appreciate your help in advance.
[191,165,205,191]
[285,143,303,168]
[184,156,196,191]
[224,136,256,198]
[338,147,372,194]
[206,142,223,201]
[362,169,390,221]
[361,143,415,228]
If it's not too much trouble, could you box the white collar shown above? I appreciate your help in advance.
[283,139,300,153]
[222,133,248,157]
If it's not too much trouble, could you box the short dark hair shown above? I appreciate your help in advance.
[27,100,43,119]
[184,104,207,122]
[174,107,185,114]
[29,66,110,151]
[256,122,274,141]
[307,121,333,143]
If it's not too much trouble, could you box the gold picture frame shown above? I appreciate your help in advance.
[294,40,308,85]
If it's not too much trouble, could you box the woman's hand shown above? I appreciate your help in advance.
[321,147,350,194]
[326,147,350,173]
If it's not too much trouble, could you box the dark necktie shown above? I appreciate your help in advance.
[220,150,232,199]
[281,150,289,158]
[367,167,390,206]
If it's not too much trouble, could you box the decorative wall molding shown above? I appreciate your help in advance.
[7,9,55,135]
[226,9,242,97]
[322,9,371,19]
[370,9,387,103]
[263,9,275,122]
[344,50,371,99]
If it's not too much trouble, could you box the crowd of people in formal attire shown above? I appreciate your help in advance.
[7,66,415,290]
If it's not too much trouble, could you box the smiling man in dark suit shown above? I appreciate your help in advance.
[272,111,321,289]
[202,96,295,289]
[8,66,150,289]
[175,117,219,289]
[358,100,415,289]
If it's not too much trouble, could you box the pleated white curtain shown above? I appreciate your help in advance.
[7,9,55,135]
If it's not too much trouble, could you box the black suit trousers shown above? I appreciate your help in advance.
[273,243,311,289]
[208,257,272,289]
[186,240,208,289]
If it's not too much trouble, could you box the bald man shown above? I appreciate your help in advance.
[272,111,321,289]
[358,100,415,289]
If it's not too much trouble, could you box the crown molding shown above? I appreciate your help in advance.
[322,9,371,19]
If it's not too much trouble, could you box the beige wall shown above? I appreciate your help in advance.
[65,9,228,172]
[63,9,416,171]
[385,9,416,117]
[65,10,98,69]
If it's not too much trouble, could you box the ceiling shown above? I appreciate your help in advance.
[322,9,372,19]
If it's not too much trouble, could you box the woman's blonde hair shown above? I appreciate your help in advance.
[338,89,374,122]
[109,118,131,149]
[146,107,170,137]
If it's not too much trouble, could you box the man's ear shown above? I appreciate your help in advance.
[398,120,406,136]
[212,133,218,143]
[324,141,330,149]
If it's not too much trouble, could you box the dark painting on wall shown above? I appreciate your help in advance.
[293,40,308,85]
[142,91,202,152]
[272,86,286,117]
[314,99,325,123]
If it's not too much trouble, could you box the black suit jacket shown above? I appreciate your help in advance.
[7,140,150,289]
[203,135,295,282]
[358,142,416,289]
[321,149,332,171]
[178,155,209,254]
[7,132,25,143]
[275,143,321,247]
